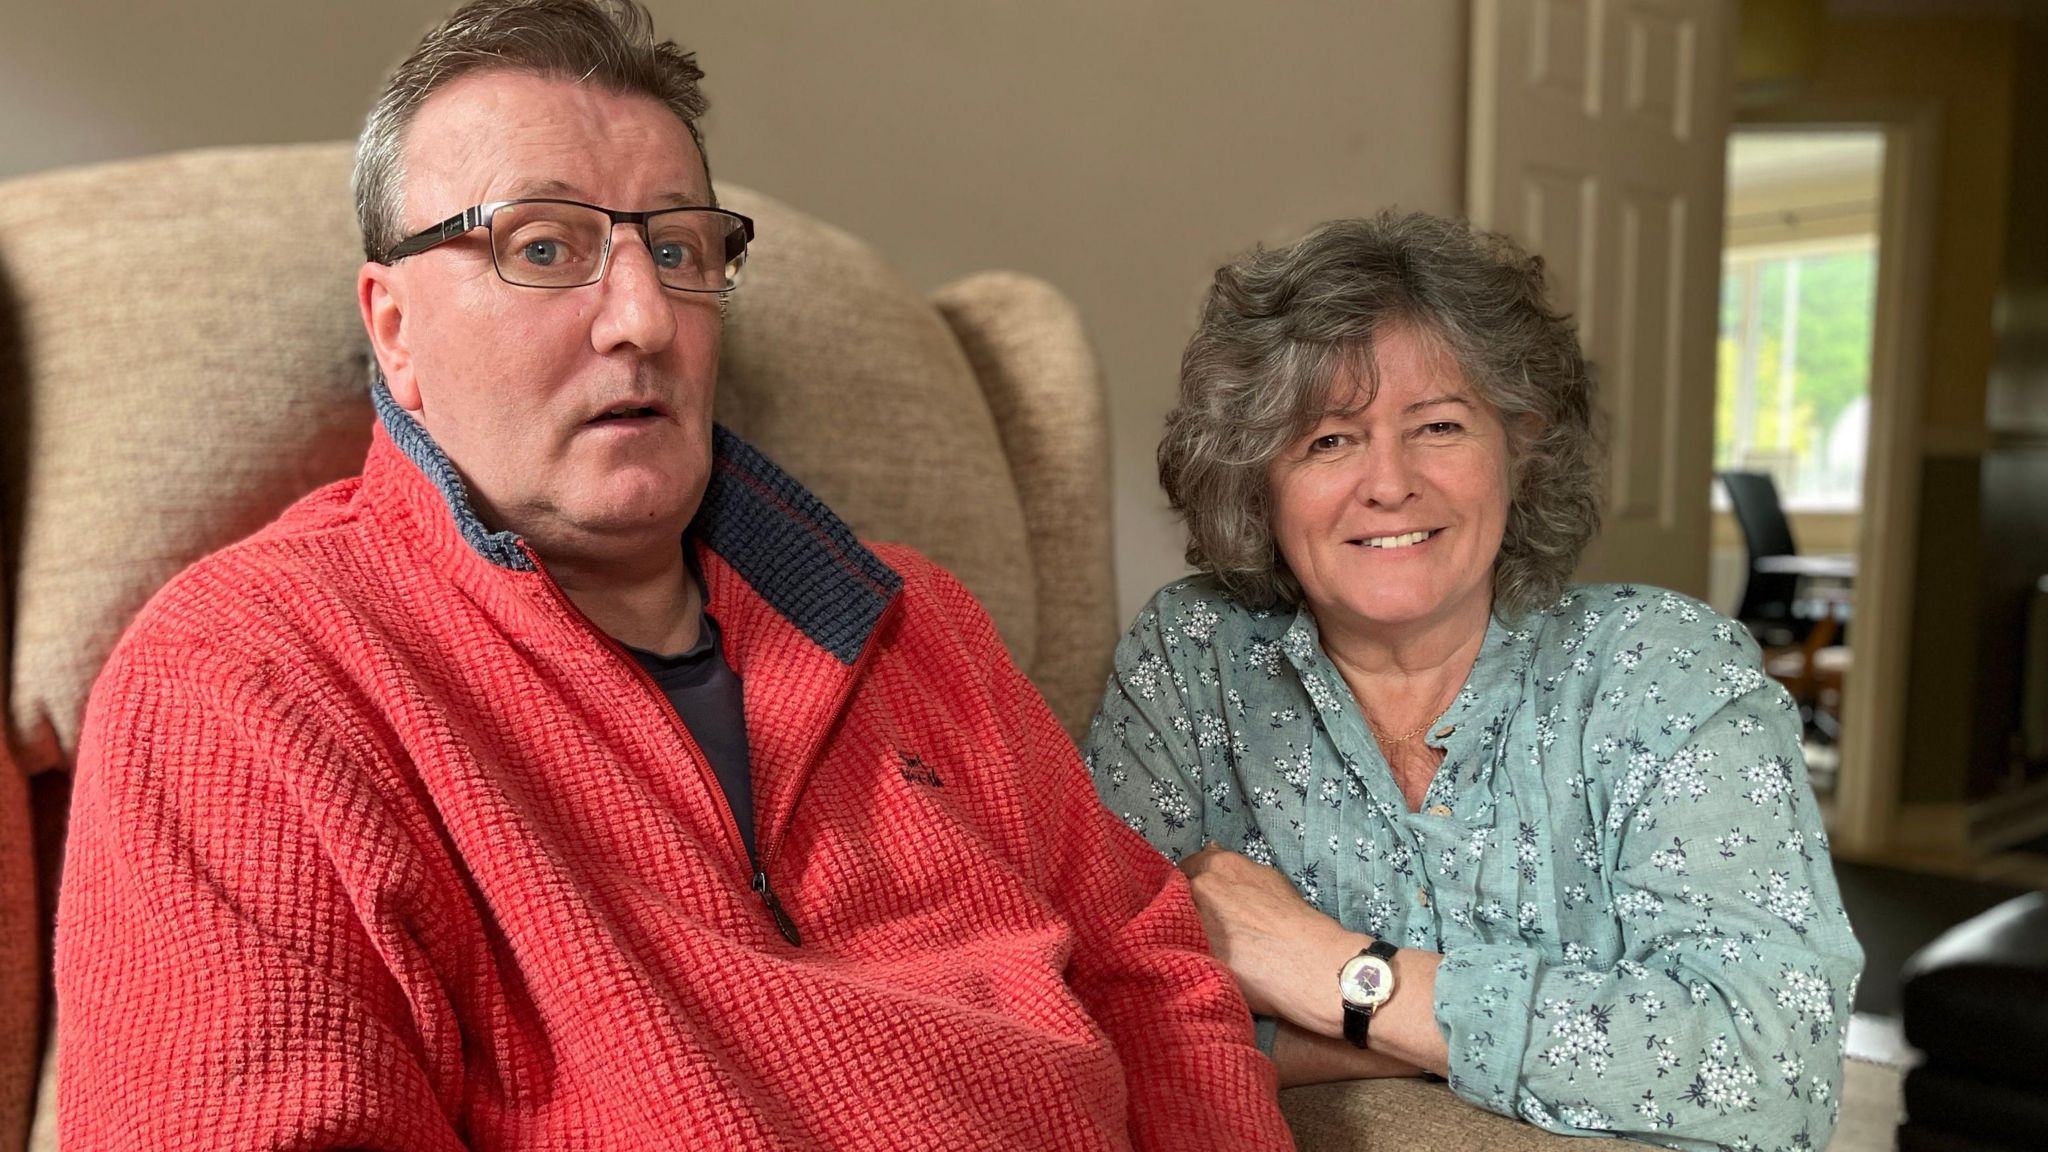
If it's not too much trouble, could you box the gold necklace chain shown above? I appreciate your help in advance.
[1363,679,1463,746]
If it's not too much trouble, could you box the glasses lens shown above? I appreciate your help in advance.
[489,202,610,288]
[648,210,749,292]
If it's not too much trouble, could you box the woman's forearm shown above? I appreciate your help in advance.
[1271,1019,1426,1087]
[1176,846,1455,1076]
[1259,927,1453,1077]
[1359,945,1450,1075]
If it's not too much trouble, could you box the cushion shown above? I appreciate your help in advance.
[1279,1078,1654,1151]
[932,271,1111,738]
[713,185,1035,674]
[0,144,380,774]
[1902,1063,2048,1149]
[1897,1121,2033,1152]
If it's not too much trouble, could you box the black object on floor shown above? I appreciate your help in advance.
[2013,828,2048,855]
[1898,893,2048,1152]
[1830,859,2033,1016]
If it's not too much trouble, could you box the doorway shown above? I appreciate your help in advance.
[1714,127,1885,801]
[1717,105,1941,859]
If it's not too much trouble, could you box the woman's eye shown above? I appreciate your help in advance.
[1421,421,1463,436]
[1309,434,1347,453]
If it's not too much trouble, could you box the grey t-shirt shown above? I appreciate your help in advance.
[625,609,756,868]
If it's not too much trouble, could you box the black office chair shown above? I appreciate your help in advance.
[1720,470,1806,646]
[1722,470,1854,750]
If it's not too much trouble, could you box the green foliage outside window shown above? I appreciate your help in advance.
[1715,246,1876,502]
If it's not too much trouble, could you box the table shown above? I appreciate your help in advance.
[1753,553,1858,581]
[1753,553,1856,622]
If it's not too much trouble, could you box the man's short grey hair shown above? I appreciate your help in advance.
[1160,211,1605,620]
[353,0,711,263]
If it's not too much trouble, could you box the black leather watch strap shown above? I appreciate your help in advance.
[1341,1000,1372,1047]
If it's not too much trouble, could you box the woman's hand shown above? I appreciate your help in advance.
[1178,844,1363,1031]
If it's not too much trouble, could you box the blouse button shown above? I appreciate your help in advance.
[1428,804,1452,817]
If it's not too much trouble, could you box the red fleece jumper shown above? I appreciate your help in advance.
[55,407,1292,1150]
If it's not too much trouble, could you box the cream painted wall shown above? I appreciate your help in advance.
[1,1,1469,624]
[1802,16,2017,439]
[1791,15,2018,805]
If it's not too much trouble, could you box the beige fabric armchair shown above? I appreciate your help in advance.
[0,143,1620,1151]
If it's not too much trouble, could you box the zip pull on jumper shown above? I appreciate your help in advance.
[753,871,801,946]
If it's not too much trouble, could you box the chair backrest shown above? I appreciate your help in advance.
[1720,470,1800,626]
[1721,471,1797,558]
[0,141,1116,1149]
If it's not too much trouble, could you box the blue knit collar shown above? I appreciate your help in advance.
[372,381,533,571]
[372,380,901,664]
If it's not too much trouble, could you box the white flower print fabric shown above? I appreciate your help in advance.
[1087,579,1864,1152]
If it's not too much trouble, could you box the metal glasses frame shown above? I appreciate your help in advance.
[379,197,756,293]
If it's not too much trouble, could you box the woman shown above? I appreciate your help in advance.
[1088,213,1862,1150]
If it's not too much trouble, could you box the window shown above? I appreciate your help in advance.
[1717,128,1884,511]
[1716,239,1876,509]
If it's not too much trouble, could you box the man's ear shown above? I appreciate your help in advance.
[359,260,422,411]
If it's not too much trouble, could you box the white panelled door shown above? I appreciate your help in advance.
[1468,0,1735,597]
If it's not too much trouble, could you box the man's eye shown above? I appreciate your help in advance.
[520,240,562,266]
[653,242,699,271]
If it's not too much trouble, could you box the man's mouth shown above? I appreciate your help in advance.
[587,404,667,423]
[1351,528,1443,550]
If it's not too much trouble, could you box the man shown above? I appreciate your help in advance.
[53,2,1291,1148]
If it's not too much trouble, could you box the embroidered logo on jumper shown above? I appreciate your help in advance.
[897,750,944,788]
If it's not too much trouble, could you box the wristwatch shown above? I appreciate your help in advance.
[1339,938,1398,1048]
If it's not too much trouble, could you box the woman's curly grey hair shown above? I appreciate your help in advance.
[1160,211,1604,620]
[353,0,711,263]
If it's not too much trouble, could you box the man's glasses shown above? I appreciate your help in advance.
[380,198,755,294]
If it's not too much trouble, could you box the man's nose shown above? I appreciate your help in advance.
[590,227,678,355]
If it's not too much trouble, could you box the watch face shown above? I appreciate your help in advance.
[1340,953,1395,1009]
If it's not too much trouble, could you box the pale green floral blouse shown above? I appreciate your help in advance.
[1087,578,1864,1152]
